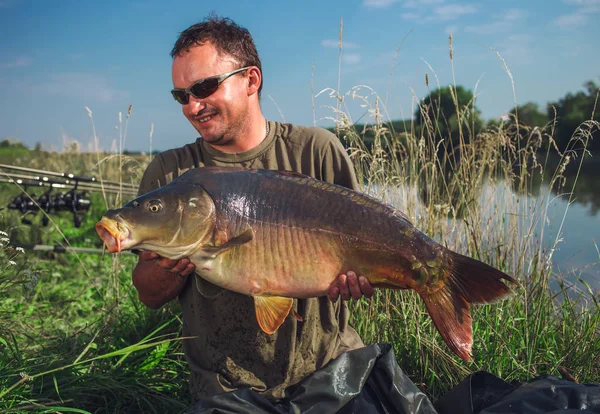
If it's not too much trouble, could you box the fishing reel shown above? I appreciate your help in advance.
[2,163,137,229]
[7,180,91,227]
[8,182,43,225]
[53,184,91,227]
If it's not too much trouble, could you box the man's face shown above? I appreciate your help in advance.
[171,42,250,147]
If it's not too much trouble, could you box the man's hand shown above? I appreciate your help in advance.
[328,271,374,302]
[131,250,196,309]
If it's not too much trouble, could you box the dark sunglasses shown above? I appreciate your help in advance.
[170,66,250,105]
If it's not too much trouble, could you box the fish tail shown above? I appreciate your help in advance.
[420,252,517,361]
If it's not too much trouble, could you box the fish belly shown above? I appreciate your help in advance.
[194,223,431,299]
[196,223,346,298]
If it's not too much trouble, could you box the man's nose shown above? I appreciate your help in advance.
[184,96,207,113]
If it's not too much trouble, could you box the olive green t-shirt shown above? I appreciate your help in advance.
[137,120,365,402]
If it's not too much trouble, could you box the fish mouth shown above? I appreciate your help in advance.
[95,217,131,253]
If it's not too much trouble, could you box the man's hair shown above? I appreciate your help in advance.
[171,14,263,96]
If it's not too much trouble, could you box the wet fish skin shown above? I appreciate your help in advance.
[96,166,517,361]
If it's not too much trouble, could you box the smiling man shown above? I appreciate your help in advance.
[131,14,374,405]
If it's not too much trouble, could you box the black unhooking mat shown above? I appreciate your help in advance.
[184,343,600,414]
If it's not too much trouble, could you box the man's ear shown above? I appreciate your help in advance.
[247,67,261,96]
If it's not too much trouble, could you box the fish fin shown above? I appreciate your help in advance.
[202,228,254,259]
[421,252,518,362]
[420,287,472,362]
[448,251,518,304]
[254,296,293,334]
[224,228,254,247]
[272,170,311,179]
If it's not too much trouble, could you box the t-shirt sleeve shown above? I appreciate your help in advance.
[321,134,360,191]
[137,155,165,197]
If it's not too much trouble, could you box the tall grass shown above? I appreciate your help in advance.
[1,38,599,412]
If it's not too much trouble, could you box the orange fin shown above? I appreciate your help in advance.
[421,288,473,362]
[421,251,518,362]
[254,296,293,334]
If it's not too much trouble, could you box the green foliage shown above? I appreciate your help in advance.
[511,102,549,128]
[548,80,600,152]
[414,85,484,148]
[327,119,412,152]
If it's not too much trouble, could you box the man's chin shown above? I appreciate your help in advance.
[201,134,227,145]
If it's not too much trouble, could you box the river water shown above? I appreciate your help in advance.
[370,159,600,295]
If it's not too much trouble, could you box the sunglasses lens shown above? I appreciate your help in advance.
[171,90,189,105]
[189,78,219,100]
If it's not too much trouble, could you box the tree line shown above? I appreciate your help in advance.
[336,79,599,154]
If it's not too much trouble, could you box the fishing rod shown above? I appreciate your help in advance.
[0,163,137,190]
[0,174,138,195]
[1,173,138,228]
[12,244,135,256]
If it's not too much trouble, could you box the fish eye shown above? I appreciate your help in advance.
[148,200,163,213]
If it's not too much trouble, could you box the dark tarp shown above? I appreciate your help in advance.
[185,343,600,414]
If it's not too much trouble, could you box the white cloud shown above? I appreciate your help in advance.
[362,0,400,8]
[564,0,600,7]
[555,0,600,28]
[495,34,535,66]
[404,0,445,8]
[401,11,421,20]
[0,56,33,69]
[433,4,478,20]
[465,8,526,34]
[342,53,361,65]
[401,2,477,22]
[321,39,360,49]
[505,8,526,21]
[445,25,459,34]
[554,12,588,28]
[32,73,129,103]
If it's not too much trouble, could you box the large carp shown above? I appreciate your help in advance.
[96,166,516,361]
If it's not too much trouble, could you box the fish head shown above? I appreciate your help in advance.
[95,183,216,259]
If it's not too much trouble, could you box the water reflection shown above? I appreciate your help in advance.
[528,155,599,217]
[412,154,599,293]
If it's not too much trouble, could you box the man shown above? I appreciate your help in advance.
[132,15,374,403]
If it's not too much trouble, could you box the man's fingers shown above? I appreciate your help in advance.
[328,285,340,302]
[346,271,363,300]
[359,275,375,298]
[337,273,351,301]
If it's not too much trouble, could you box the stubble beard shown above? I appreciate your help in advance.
[201,109,250,149]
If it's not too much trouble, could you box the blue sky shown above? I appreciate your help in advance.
[1,0,598,153]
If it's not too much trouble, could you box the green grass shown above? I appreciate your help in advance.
[1,40,599,411]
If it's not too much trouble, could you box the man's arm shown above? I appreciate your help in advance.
[132,250,196,309]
